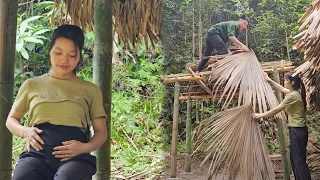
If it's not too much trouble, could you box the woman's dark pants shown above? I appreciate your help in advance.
[12,123,96,180]
[289,126,311,180]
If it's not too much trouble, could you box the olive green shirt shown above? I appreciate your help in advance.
[280,90,306,127]
[12,74,106,129]
[208,21,240,43]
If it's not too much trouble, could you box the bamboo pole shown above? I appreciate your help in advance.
[92,0,112,179]
[185,96,192,172]
[170,82,181,178]
[263,66,295,73]
[161,67,294,84]
[179,93,239,101]
[271,67,291,180]
[0,1,18,179]
[162,76,204,83]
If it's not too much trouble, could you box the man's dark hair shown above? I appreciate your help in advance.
[239,15,250,24]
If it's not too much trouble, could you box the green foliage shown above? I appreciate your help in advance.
[251,0,311,60]
[111,54,166,175]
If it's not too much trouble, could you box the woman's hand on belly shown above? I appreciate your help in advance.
[52,140,89,161]
[23,127,45,151]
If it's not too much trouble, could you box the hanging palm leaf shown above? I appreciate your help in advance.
[50,0,162,49]
[208,51,280,117]
[293,0,320,110]
[193,105,276,180]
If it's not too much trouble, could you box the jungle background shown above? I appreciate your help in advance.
[11,0,320,179]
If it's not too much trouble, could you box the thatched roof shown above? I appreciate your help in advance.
[51,0,162,48]
[293,0,320,110]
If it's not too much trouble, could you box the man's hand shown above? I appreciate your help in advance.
[240,45,250,51]
[52,140,88,161]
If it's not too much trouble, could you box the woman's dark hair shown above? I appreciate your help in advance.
[284,72,307,111]
[240,15,250,24]
[48,25,85,74]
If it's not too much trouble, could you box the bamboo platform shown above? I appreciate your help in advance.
[161,53,295,101]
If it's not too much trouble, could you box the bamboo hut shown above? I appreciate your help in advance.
[0,0,163,180]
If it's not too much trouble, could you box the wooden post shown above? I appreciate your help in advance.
[271,67,291,180]
[196,101,199,123]
[185,96,192,172]
[170,82,181,178]
[92,0,112,179]
[0,1,18,179]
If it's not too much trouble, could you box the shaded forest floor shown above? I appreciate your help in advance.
[161,154,297,180]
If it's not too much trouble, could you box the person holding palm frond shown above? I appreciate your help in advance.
[253,72,311,180]
[196,15,250,72]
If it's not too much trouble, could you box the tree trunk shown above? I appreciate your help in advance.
[192,0,195,57]
[92,0,112,179]
[198,0,202,61]
[0,1,18,180]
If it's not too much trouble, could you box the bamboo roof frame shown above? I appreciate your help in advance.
[161,55,295,101]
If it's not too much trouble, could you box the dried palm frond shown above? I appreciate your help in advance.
[293,0,320,110]
[51,0,94,33]
[308,154,320,172]
[208,51,280,116]
[51,0,162,49]
[193,105,275,180]
[113,0,162,49]
[307,136,320,154]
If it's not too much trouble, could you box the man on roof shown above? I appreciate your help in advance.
[196,15,250,72]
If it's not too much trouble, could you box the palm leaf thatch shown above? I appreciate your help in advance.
[113,0,162,49]
[293,0,320,110]
[208,51,281,117]
[308,154,320,172]
[307,137,320,172]
[193,51,284,179]
[51,0,94,32]
[193,105,276,180]
[51,0,162,49]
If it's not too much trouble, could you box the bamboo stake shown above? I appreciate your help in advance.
[0,1,18,180]
[271,67,291,180]
[170,82,181,178]
[185,96,192,172]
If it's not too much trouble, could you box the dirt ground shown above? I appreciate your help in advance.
[161,154,297,180]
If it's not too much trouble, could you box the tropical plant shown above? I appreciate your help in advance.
[16,14,50,60]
